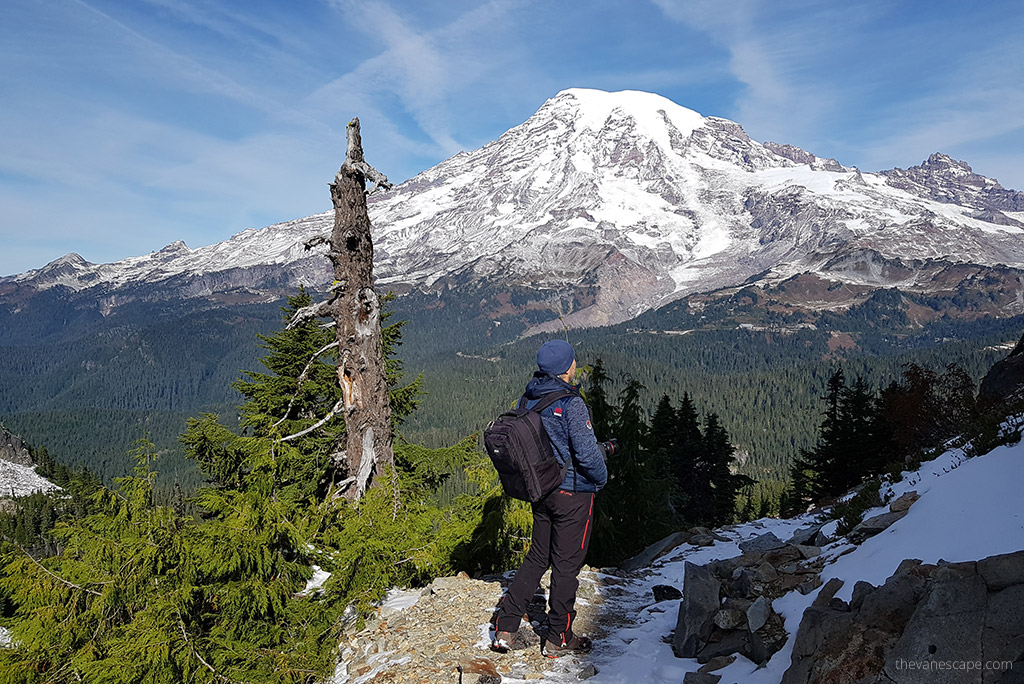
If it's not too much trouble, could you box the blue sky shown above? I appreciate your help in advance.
[1,0,1022,276]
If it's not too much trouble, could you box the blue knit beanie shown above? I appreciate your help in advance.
[537,340,576,375]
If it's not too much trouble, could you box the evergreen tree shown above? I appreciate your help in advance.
[586,358,616,440]
[673,393,707,524]
[703,412,752,526]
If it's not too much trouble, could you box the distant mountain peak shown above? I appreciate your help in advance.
[5,88,1024,331]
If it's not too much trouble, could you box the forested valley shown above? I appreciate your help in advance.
[2,276,1021,681]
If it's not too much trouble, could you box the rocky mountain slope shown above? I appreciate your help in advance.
[328,421,1024,684]
[0,425,59,503]
[5,89,1024,334]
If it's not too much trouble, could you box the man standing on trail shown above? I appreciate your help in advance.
[491,340,609,658]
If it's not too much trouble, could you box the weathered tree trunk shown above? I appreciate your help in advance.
[326,118,394,501]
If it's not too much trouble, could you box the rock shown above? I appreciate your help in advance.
[755,560,778,582]
[780,607,858,684]
[889,490,920,512]
[691,534,716,547]
[652,584,683,602]
[978,550,1024,591]
[577,663,599,679]
[696,629,749,663]
[684,672,722,684]
[458,657,502,682]
[786,524,823,547]
[882,575,988,683]
[812,578,845,607]
[797,576,823,595]
[713,608,747,630]
[747,596,771,632]
[672,562,722,658]
[620,531,692,572]
[848,510,908,543]
[934,560,978,581]
[891,558,923,578]
[689,526,712,535]
[698,654,736,673]
[762,545,803,566]
[730,569,757,599]
[739,532,786,554]
[859,572,927,632]
[812,529,833,547]
[982,584,1024,683]
[796,544,822,559]
[850,580,875,611]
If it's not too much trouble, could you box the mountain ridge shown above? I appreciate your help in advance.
[5,88,1024,334]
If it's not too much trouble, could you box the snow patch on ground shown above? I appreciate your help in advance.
[298,565,332,597]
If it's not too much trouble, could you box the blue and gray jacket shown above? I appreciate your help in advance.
[520,372,608,494]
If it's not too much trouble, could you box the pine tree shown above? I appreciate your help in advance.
[586,358,616,440]
[673,393,707,524]
[702,412,751,526]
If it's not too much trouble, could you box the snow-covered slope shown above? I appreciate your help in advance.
[580,436,1024,683]
[6,89,1024,328]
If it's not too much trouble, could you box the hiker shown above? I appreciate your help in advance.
[491,340,610,658]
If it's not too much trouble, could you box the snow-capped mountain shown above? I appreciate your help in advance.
[5,88,1024,330]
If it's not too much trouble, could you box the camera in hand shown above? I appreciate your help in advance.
[598,438,619,460]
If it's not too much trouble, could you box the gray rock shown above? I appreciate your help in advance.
[730,569,757,599]
[713,608,747,630]
[882,574,988,684]
[698,654,736,673]
[762,545,803,566]
[796,544,822,559]
[786,524,823,547]
[797,576,823,595]
[652,584,683,602]
[850,580,875,611]
[577,663,599,680]
[755,560,778,582]
[672,562,722,658]
[891,557,924,578]
[691,534,716,547]
[780,606,858,684]
[739,532,786,554]
[889,490,920,512]
[849,510,908,543]
[683,672,722,684]
[696,629,749,664]
[747,596,771,632]
[620,531,692,572]
[859,572,926,632]
[934,560,978,581]
[983,584,1024,684]
[978,550,1024,591]
[813,529,833,547]
[812,578,845,607]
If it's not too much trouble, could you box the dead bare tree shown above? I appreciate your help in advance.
[287,118,394,501]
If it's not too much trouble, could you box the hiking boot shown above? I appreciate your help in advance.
[490,630,516,654]
[542,634,593,658]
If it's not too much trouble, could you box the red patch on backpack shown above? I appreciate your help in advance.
[553,407,563,417]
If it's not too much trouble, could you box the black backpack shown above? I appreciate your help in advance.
[483,390,575,502]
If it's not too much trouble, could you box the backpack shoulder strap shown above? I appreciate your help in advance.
[527,390,576,413]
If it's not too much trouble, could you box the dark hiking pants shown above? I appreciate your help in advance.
[494,489,595,646]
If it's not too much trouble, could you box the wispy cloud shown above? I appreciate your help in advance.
[652,0,1024,187]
